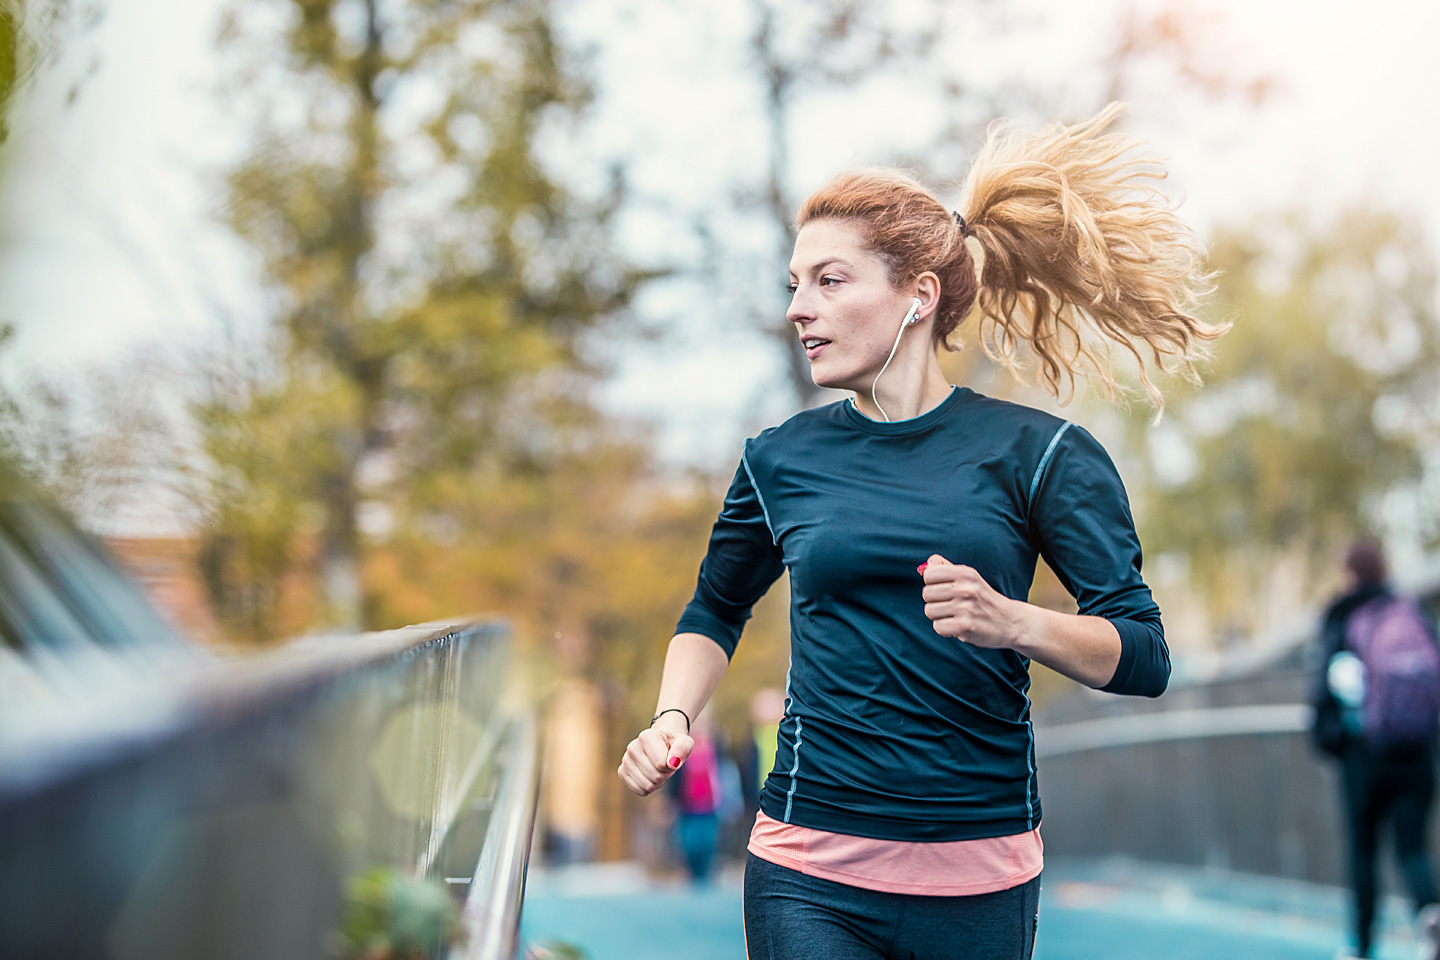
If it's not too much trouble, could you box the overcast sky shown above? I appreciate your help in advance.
[2,0,1438,479]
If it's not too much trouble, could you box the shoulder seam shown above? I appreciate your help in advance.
[1027,421,1073,508]
[740,446,779,546]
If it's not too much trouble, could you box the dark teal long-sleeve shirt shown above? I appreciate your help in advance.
[676,387,1169,842]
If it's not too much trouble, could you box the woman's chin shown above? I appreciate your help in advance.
[807,364,861,393]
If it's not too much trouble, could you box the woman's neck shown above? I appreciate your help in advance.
[852,353,952,422]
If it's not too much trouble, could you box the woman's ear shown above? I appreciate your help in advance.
[915,272,941,321]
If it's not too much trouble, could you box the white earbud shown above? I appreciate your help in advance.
[903,297,922,326]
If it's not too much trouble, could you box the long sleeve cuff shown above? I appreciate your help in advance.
[674,604,741,660]
[1100,617,1171,698]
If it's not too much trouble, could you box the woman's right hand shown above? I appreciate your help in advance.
[618,716,694,797]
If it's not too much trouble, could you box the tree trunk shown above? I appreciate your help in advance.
[317,0,385,629]
[754,1,824,409]
[320,474,362,630]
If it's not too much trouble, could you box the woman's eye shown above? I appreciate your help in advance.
[819,276,840,287]
[786,282,798,294]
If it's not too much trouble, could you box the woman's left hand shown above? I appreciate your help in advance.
[919,554,1031,650]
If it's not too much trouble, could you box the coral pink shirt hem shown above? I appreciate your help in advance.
[747,811,1043,896]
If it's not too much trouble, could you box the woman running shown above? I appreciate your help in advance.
[617,104,1223,960]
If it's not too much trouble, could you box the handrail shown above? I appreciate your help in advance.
[455,710,541,960]
[0,620,488,801]
[0,618,536,960]
[1034,703,1311,758]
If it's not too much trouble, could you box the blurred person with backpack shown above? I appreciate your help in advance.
[1312,537,1440,960]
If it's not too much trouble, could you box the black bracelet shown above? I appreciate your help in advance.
[650,707,691,732]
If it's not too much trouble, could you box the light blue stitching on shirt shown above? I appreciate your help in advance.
[1028,421,1073,506]
[740,448,778,546]
[784,715,804,822]
[1022,421,1070,825]
[1023,705,1037,829]
[773,653,793,804]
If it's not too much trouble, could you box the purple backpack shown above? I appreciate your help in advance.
[1346,596,1440,747]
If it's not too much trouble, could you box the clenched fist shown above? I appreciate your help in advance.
[618,716,693,797]
[919,554,1029,650]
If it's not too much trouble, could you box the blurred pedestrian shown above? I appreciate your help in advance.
[1312,536,1440,960]
[671,713,723,883]
[618,104,1218,960]
[748,687,786,802]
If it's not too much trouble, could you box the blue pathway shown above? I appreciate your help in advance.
[521,859,1425,960]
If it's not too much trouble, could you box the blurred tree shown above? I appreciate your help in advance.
[1130,208,1440,639]
[0,3,17,131]
[0,1,161,528]
[0,328,178,525]
[0,0,72,136]
[1101,3,1274,107]
[205,0,653,637]
[190,354,326,641]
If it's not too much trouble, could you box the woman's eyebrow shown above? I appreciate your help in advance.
[790,257,854,277]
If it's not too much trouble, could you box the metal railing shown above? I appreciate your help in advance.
[1034,672,1343,883]
[456,710,540,960]
[1035,703,1311,758]
[0,618,540,960]
[1034,572,1440,886]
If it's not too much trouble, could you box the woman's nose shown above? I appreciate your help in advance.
[786,287,813,325]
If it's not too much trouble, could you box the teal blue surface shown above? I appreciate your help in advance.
[522,887,742,960]
[520,861,1423,960]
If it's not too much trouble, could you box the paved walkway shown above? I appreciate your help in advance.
[521,858,1426,960]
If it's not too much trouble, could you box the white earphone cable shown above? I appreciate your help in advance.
[871,300,920,422]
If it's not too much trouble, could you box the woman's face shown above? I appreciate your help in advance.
[787,219,916,393]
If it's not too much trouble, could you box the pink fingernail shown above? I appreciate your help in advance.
[917,563,929,575]
[668,756,681,768]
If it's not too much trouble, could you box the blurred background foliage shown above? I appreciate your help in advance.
[0,0,1436,746]
[1129,208,1440,643]
[202,0,657,637]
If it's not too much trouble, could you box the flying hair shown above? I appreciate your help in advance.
[794,103,1227,417]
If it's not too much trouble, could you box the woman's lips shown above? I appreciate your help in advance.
[803,338,831,360]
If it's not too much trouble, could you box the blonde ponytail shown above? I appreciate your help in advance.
[958,103,1225,414]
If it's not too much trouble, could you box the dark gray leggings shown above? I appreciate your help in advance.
[743,852,1040,960]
